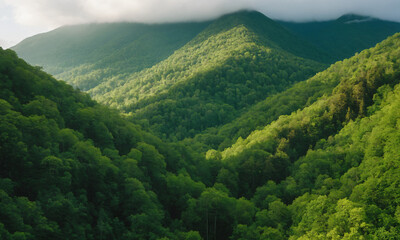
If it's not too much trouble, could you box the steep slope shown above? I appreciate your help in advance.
[285,68,400,239]
[185,66,342,152]
[12,22,210,90]
[3,33,400,240]
[188,15,400,151]
[184,33,400,240]
[212,33,400,196]
[0,47,217,239]
[90,11,326,140]
[185,15,400,152]
[279,14,400,61]
[190,11,330,63]
[231,64,400,239]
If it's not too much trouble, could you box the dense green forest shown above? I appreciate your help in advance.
[3,20,400,239]
[14,11,400,91]
[0,47,213,239]
[13,11,400,144]
[214,33,400,238]
[280,14,400,61]
[12,22,210,91]
[89,11,326,141]
[184,55,343,152]
[184,21,400,151]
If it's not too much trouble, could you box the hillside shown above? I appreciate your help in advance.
[0,47,216,239]
[185,65,343,152]
[280,14,400,61]
[14,11,400,145]
[2,29,400,240]
[189,11,330,63]
[184,15,400,151]
[204,33,400,239]
[89,11,326,140]
[12,11,400,96]
[12,22,210,90]
[221,33,400,179]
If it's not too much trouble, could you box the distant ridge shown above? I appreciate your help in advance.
[279,13,400,61]
[3,10,400,239]
[12,21,210,90]
[336,14,374,24]
[85,10,326,140]
[12,10,400,141]
[191,10,330,63]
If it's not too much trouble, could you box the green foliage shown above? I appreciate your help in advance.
[0,47,211,239]
[3,17,400,240]
[13,22,210,91]
[90,15,324,141]
[186,55,343,151]
[205,34,400,201]
[236,33,400,239]
[280,14,400,62]
[14,11,327,142]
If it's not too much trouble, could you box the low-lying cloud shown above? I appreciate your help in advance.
[4,0,400,29]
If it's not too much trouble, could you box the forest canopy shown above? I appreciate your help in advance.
[2,10,400,240]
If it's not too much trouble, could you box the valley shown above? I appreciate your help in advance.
[2,9,400,240]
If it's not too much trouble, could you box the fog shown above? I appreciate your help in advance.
[4,0,400,28]
[1,0,399,48]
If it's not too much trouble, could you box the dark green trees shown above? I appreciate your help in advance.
[3,17,400,240]
[0,48,207,239]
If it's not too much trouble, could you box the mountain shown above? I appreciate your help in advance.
[13,11,400,144]
[279,14,400,61]
[88,10,327,140]
[220,33,400,179]
[0,47,217,239]
[198,33,400,239]
[12,11,330,143]
[12,21,210,90]
[185,62,343,152]
[3,27,400,240]
[188,11,330,63]
[187,14,400,151]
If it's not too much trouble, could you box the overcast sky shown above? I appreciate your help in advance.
[1,0,400,48]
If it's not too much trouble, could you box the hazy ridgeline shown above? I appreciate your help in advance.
[2,10,400,239]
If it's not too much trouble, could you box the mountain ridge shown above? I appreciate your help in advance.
[3,14,400,239]
[215,33,400,194]
[188,10,330,63]
[279,14,400,61]
[11,10,400,143]
[12,21,211,90]
[86,11,326,140]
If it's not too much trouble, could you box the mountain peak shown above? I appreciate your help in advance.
[193,10,329,62]
[336,14,375,24]
[217,9,268,21]
[204,10,273,32]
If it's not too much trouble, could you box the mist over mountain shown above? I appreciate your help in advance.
[12,10,400,141]
[2,8,400,240]
[88,11,326,140]
[279,14,400,61]
[12,21,210,90]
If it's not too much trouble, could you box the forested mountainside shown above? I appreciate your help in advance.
[89,11,326,141]
[13,11,400,92]
[185,23,400,152]
[12,11,329,143]
[0,47,212,239]
[185,62,344,152]
[211,33,400,239]
[280,14,400,61]
[2,29,400,240]
[12,11,400,144]
[12,21,210,90]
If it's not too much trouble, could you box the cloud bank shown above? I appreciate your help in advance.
[4,0,400,28]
